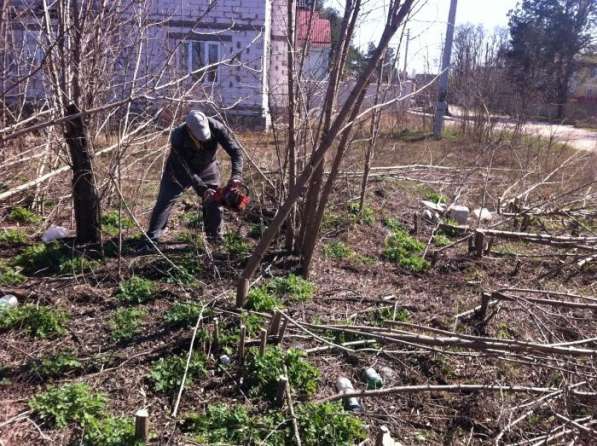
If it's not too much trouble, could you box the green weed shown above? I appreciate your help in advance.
[182,402,366,446]
[149,352,207,393]
[101,210,134,237]
[348,203,375,225]
[423,191,448,204]
[433,233,451,247]
[248,223,266,239]
[296,402,367,446]
[14,242,68,274]
[223,232,251,257]
[9,206,42,224]
[116,276,155,304]
[109,308,147,342]
[164,302,204,328]
[321,211,349,231]
[245,347,319,401]
[0,305,69,338]
[384,227,430,272]
[182,211,203,228]
[0,264,26,286]
[322,240,354,260]
[59,256,100,275]
[31,352,82,379]
[29,383,106,428]
[182,404,284,445]
[269,274,315,302]
[246,286,282,312]
[83,415,140,446]
[0,228,27,244]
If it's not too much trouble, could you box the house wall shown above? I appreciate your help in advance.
[268,0,289,110]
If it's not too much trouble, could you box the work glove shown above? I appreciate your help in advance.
[203,188,216,202]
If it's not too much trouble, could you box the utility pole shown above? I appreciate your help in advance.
[403,28,410,75]
[432,0,458,138]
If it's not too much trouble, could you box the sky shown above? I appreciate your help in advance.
[349,0,519,74]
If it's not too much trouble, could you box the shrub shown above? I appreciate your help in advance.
[0,305,69,338]
[9,206,42,224]
[29,383,106,428]
[223,232,251,257]
[116,276,155,304]
[322,240,354,260]
[164,302,204,328]
[269,274,315,302]
[384,227,430,272]
[149,352,207,393]
[0,228,27,244]
[296,402,367,446]
[245,347,319,401]
[246,286,282,312]
[31,352,82,379]
[101,210,134,237]
[110,308,147,342]
[0,264,26,286]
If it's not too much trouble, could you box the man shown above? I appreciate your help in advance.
[147,110,243,243]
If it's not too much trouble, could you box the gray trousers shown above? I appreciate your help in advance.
[147,164,221,240]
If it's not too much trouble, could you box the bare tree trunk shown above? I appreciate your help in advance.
[284,0,297,252]
[64,103,101,244]
[237,0,415,306]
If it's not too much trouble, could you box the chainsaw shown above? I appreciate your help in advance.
[212,182,251,212]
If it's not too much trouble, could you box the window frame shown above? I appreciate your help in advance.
[178,40,220,84]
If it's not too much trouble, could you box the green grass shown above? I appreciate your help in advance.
[14,242,68,274]
[149,352,207,393]
[59,256,100,275]
[433,233,451,247]
[101,210,134,237]
[182,211,203,228]
[245,347,319,402]
[9,206,42,224]
[116,276,155,304]
[0,228,27,244]
[109,307,147,342]
[82,415,140,446]
[423,191,448,204]
[384,226,430,272]
[0,305,69,338]
[31,351,82,379]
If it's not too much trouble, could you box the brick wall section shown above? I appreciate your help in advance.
[268,0,289,110]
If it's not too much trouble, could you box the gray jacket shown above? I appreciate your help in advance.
[166,117,243,195]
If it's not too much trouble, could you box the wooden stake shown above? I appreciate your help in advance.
[134,408,149,442]
[238,324,246,366]
[474,230,485,258]
[213,318,220,349]
[278,317,288,344]
[412,212,420,235]
[259,328,268,355]
[269,310,282,337]
[275,375,288,408]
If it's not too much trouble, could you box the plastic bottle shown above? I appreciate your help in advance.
[336,377,361,412]
[362,367,383,389]
[0,294,18,311]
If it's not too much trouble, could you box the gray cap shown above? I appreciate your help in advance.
[185,110,211,142]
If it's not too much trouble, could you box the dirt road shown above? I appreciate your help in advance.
[411,108,597,152]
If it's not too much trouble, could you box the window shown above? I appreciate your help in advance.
[178,40,220,82]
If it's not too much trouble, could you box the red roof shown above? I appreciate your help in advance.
[297,10,331,47]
